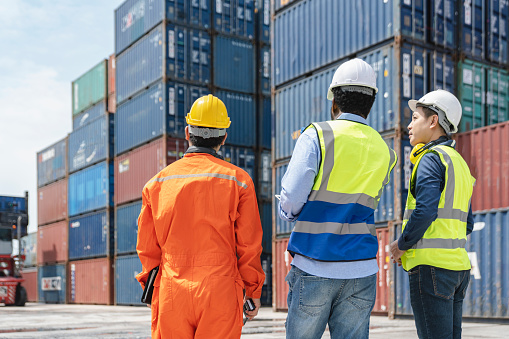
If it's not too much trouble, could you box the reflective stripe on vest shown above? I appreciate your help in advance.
[288,119,397,262]
[146,172,248,189]
[401,145,474,271]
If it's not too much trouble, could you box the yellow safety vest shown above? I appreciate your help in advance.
[401,145,475,271]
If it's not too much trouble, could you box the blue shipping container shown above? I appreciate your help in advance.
[115,81,209,155]
[115,254,144,305]
[258,97,271,150]
[257,0,270,44]
[69,210,114,260]
[213,36,255,94]
[38,264,66,304]
[0,195,28,239]
[115,200,142,255]
[116,24,210,104]
[215,90,256,146]
[72,101,107,130]
[68,161,113,217]
[260,253,272,306]
[37,137,67,188]
[258,150,271,199]
[260,45,270,96]
[68,114,114,173]
[213,0,254,39]
[259,202,272,253]
[219,145,256,180]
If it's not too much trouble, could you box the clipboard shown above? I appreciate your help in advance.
[141,266,159,304]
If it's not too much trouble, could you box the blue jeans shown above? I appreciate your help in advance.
[409,265,470,339]
[285,266,376,339]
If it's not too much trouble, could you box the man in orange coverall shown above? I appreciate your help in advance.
[136,94,265,339]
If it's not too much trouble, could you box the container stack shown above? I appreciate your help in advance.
[67,61,114,305]
[271,0,509,318]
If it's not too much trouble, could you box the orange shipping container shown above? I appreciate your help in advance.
[274,237,292,311]
[373,227,390,314]
[37,221,68,265]
[69,258,113,305]
[114,137,188,206]
[21,268,38,302]
[108,54,116,113]
[37,179,67,226]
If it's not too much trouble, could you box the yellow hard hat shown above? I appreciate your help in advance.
[186,94,231,129]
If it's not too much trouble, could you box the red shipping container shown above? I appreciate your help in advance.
[37,221,68,265]
[37,179,67,226]
[115,137,188,205]
[108,93,116,113]
[373,227,390,314]
[455,121,509,211]
[68,258,113,305]
[274,237,291,311]
[108,54,115,95]
[21,268,38,302]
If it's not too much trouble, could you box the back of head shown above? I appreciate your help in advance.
[186,94,231,148]
[327,58,378,118]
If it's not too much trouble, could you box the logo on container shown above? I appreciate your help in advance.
[41,148,56,162]
[121,0,145,33]
[71,221,80,228]
[42,276,62,291]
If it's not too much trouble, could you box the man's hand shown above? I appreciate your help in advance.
[390,240,405,266]
[244,298,261,321]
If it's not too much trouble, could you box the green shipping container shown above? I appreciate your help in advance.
[72,60,107,116]
[458,60,509,132]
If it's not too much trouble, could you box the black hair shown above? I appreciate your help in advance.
[331,87,376,118]
[189,134,225,148]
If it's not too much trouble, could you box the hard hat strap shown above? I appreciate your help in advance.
[188,126,226,138]
[340,85,374,96]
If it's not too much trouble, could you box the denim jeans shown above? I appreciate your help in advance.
[408,265,470,339]
[285,265,376,339]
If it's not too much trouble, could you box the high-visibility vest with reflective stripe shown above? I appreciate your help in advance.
[287,120,397,261]
[401,145,474,271]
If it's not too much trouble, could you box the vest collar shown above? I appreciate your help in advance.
[185,146,224,160]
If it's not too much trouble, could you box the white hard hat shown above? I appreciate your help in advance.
[408,89,462,134]
[327,58,378,101]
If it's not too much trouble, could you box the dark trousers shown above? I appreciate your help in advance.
[408,265,470,339]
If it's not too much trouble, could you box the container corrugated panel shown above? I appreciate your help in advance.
[260,45,270,96]
[21,233,37,268]
[274,237,291,310]
[115,254,144,305]
[373,227,389,314]
[213,0,254,39]
[487,1,508,64]
[215,90,256,146]
[430,0,457,49]
[374,135,396,223]
[464,209,509,318]
[219,145,256,180]
[72,101,106,130]
[486,67,509,125]
[393,223,412,316]
[213,36,255,93]
[187,28,211,84]
[37,221,68,265]
[38,264,66,304]
[37,137,67,188]
[68,114,114,173]
[461,1,485,59]
[115,81,207,155]
[69,258,113,305]
[258,150,271,199]
[115,137,188,205]
[454,121,509,212]
[72,60,107,116]
[259,201,272,254]
[260,253,272,306]
[68,210,113,260]
[38,179,67,225]
[68,161,113,217]
[108,93,116,114]
[258,97,271,150]
[257,0,270,44]
[115,201,142,255]
[115,0,164,55]
[21,268,37,302]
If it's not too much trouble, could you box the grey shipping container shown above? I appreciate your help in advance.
[115,81,208,155]
[38,264,66,304]
[273,0,457,87]
[116,24,211,104]
[68,115,114,173]
[68,209,114,260]
[72,101,107,130]
[115,254,144,305]
[273,41,454,160]
[37,137,67,188]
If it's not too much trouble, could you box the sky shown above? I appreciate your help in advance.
[0,1,124,234]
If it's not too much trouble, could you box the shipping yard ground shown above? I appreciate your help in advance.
[0,304,508,338]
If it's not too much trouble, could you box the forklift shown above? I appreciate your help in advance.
[0,192,29,306]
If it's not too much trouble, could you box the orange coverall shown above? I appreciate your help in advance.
[136,152,265,338]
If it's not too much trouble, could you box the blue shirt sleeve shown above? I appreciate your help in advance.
[398,152,445,251]
[466,205,473,235]
[278,127,320,221]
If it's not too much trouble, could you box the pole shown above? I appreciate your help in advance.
[17,215,22,275]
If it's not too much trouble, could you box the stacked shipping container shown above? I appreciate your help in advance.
[271,0,509,318]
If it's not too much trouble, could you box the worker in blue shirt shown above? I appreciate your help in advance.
[279,58,397,339]
[390,90,474,339]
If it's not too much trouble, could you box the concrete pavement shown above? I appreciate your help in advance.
[0,303,508,338]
